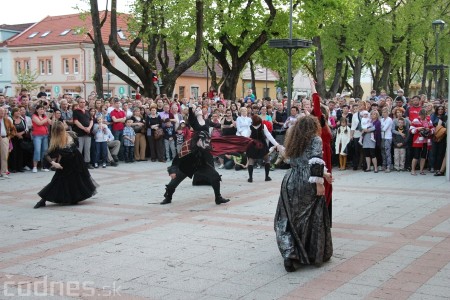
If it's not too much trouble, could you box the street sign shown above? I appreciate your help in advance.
[54,86,60,94]
[119,86,125,94]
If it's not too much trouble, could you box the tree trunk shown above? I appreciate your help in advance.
[350,53,364,99]
[249,60,257,99]
[89,0,106,97]
[403,36,412,96]
[420,43,429,94]
[379,49,392,93]
[312,36,326,98]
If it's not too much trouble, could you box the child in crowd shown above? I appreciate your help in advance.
[162,118,176,161]
[392,117,409,171]
[123,118,136,163]
[175,125,185,155]
[335,117,351,170]
[93,117,113,168]
[179,120,191,141]
[359,110,375,145]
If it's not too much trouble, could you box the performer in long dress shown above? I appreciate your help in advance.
[274,115,333,272]
[160,103,230,205]
[310,78,333,223]
[34,121,98,208]
[246,115,283,182]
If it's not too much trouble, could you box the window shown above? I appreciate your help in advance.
[60,29,71,36]
[191,86,199,99]
[179,86,185,98]
[263,88,270,98]
[61,56,80,75]
[73,58,79,74]
[117,30,126,40]
[40,31,51,37]
[0,58,3,75]
[14,58,31,75]
[28,32,39,38]
[39,60,45,75]
[16,61,22,73]
[63,59,69,74]
[47,60,52,75]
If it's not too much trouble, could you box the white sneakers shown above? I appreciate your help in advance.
[32,167,38,173]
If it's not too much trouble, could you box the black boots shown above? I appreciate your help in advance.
[215,196,230,205]
[34,199,46,209]
[265,163,272,181]
[248,164,271,182]
[284,258,296,272]
[247,165,254,182]
[160,185,175,205]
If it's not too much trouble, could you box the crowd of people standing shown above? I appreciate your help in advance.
[0,86,447,179]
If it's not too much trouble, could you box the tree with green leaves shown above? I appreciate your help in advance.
[86,0,204,97]
[17,70,40,92]
[204,0,278,100]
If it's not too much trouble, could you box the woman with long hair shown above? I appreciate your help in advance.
[274,115,333,272]
[34,121,98,208]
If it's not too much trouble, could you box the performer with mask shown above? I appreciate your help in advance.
[160,101,231,205]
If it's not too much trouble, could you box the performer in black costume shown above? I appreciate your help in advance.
[34,121,98,208]
[160,104,230,205]
[246,115,283,182]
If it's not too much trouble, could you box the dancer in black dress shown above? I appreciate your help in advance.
[33,121,98,208]
[246,115,283,182]
[160,104,230,205]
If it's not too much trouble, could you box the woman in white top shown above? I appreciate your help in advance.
[236,107,252,137]
[380,107,393,172]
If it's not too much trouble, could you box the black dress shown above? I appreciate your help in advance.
[38,142,98,204]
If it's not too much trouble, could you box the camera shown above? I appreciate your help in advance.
[47,109,54,113]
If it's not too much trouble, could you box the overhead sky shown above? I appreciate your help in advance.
[1,0,132,25]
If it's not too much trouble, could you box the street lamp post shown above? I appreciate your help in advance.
[268,0,311,113]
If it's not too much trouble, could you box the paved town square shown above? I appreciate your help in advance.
[1,162,450,299]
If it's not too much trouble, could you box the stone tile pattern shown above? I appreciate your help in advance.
[1,162,449,299]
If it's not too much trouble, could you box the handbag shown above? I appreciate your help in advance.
[434,124,446,142]
[20,139,34,153]
[153,128,164,140]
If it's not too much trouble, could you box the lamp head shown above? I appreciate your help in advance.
[432,20,446,32]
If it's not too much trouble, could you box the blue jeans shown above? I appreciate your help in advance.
[33,135,48,162]
[95,142,108,164]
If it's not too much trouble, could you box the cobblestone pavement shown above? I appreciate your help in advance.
[1,161,450,299]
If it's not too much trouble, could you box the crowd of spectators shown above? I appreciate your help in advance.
[0,86,447,179]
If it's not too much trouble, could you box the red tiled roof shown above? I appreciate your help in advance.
[0,23,35,32]
[7,11,132,47]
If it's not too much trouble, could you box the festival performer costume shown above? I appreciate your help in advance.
[160,105,231,205]
[246,115,283,182]
[311,83,333,223]
[34,128,98,209]
[274,132,333,272]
